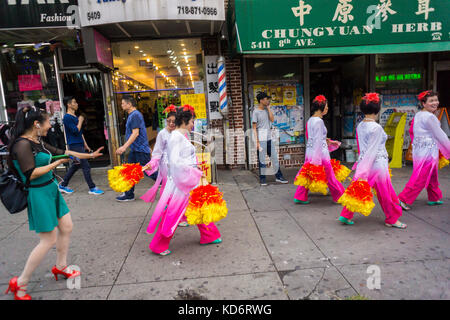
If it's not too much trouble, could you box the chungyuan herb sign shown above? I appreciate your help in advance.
[233,0,450,53]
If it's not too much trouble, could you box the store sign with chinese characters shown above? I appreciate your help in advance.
[181,93,207,120]
[233,0,449,53]
[78,0,225,27]
[205,56,222,120]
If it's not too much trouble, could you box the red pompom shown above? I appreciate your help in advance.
[345,180,373,202]
[121,163,144,184]
[189,184,224,208]
[330,159,340,172]
[362,92,380,104]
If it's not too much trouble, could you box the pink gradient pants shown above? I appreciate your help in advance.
[294,161,345,202]
[398,161,442,205]
[149,214,221,254]
[340,174,402,225]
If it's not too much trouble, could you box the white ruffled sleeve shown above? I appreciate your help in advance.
[310,119,324,165]
[169,134,202,195]
[144,131,164,176]
[354,125,384,180]
[425,114,450,158]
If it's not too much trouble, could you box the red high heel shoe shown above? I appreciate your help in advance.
[4,276,32,300]
[51,265,81,281]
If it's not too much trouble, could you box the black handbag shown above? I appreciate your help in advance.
[0,170,29,214]
[0,138,55,214]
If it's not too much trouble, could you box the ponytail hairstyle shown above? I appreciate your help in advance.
[9,106,48,146]
[175,105,195,127]
[311,95,328,114]
[417,90,438,109]
[7,106,48,173]
[360,92,381,115]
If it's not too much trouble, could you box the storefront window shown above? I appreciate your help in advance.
[0,48,59,122]
[309,55,368,161]
[112,38,202,147]
[376,53,426,151]
[247,58,303,82]
[246,58,304,146]
[375,53,426,95]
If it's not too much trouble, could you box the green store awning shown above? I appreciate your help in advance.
[229,0,450,55]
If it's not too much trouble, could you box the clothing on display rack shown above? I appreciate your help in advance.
[44,118,66,151]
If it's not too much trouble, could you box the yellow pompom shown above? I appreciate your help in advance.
[108,166,133,193]
[439,156,449,170]
[203,202,228,225]
[294,173,328,195]
[334,165,351,182]
[294,175,309,187]
[338,193,375,216]
[185,207,203,225]
[186,202,228,225]
[307,180,328,195]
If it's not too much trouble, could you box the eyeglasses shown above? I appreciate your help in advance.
[167,120,175,124]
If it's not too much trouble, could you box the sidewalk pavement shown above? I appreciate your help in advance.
[0,165,449,300]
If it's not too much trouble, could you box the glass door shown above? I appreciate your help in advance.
[60,70,111,167]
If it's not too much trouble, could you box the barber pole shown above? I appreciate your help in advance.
[217,56,227,114]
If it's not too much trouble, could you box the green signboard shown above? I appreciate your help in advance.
[232,0,450,54]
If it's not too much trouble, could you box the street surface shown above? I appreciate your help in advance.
[1,166,449,300]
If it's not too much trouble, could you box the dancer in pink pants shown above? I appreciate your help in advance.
[146,106,222,256]
[398,91,450,210]
[338,93,406,229]
[294,95,344,204]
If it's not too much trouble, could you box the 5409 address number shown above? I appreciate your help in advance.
[87,11,101,22]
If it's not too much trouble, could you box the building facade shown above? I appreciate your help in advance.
[223,0,450,170]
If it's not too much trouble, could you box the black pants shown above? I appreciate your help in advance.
[61,144,96,189]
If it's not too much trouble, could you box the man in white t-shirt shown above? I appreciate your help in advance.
[252,92,288,186]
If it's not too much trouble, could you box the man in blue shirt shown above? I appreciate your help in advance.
[116,95,155,201]
[59,97,104,195]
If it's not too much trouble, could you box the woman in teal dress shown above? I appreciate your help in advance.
[4,107,103,300]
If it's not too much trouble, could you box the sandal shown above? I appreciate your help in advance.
[385,221,407,229]
[201,238,222,246]
[338,216,354,225]
[294,199,310,204]
[399,201,411,211]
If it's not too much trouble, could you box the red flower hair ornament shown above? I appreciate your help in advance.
[362,92,380,104]
[163,104,177,114]
[182,104,195,115]
[313,95,327,104]
[417,90,431,102]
